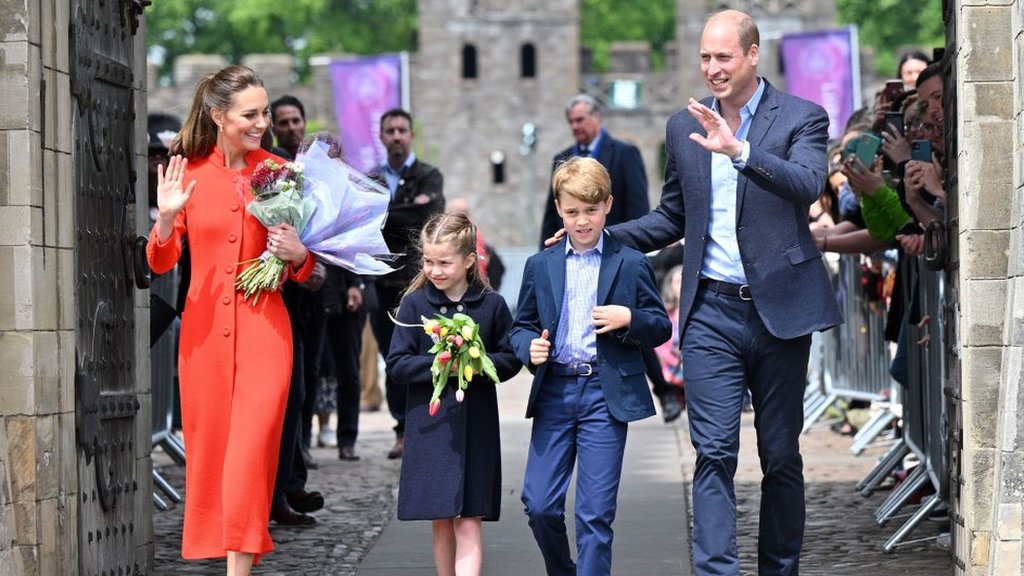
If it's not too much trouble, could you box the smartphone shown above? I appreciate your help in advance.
[883,80,904,103]
[884,111,904,136]
[851,132,882,167]
[910,139,933,163]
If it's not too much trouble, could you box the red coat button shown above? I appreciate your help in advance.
[230,203,240,212]
[222,296,231,305]
[228,233,237,243]
[225,264,234,274]
[222,327,231,337]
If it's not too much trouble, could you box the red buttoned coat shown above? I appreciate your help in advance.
[147,146,315,559]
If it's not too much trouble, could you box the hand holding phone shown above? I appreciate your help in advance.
[884,111,904,137]
[910,139,933,163]
[850,133,882,168]
[882,80,904,104]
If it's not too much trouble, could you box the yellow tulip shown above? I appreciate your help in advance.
[464,365,474,382]
[468,346,481,359]
[461,325,475,341]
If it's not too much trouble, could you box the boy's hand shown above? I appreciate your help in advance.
[529,329,551,366]
[592,305,631,334]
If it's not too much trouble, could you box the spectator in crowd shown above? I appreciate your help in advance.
[369,108,446,459]
[897,51,931,91]
[447,197,506,290]
[304,132,371,462]
[267,95,327,526]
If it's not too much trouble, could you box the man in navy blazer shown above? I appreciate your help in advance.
[539,94,650,248]
[512,158,671,575]
[606,10,842,576]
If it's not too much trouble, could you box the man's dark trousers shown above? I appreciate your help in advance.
[370,282,406,435]
[683,286,811,576]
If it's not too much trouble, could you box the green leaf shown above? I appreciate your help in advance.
[481,355,499,385]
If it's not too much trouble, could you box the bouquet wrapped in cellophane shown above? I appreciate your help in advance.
[236,140,395,303]
[422,313,500,417]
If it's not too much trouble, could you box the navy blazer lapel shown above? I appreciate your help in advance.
[736,81,779,223]
[546,241,567,328]
[597,234,623,305]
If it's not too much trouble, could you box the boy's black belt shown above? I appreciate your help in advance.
[699,278,752,301]
[549,362,599,377]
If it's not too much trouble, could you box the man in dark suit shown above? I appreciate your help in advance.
[540,94,682,423]
[607,10,842,576]
[368,108,445,459]
[539,94,650,247]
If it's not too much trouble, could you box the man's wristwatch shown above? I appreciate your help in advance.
[730,140,748,163]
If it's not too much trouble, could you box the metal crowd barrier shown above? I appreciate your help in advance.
[803,255,893,434]
[151,268,185,510]
[818,253,950,552]
[874,255,949,552]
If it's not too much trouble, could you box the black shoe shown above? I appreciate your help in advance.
[660,393,682,423]
[270,503,316,526]
[387,436,404,459]
[301,446,319,470]
[339,446,361,461]
[286,489,325,513]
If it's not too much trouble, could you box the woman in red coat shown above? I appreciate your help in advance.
[148,65,314,576]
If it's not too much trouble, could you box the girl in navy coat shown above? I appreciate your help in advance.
[387,213,521,576]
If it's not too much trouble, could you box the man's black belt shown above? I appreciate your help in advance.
[699,278,752,301]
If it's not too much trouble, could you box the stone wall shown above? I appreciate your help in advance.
[0,0,79,573]
[954,0,1024,574]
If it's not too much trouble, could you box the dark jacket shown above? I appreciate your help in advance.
[510,233,672,423]
[370,159,445,289]
[540,131,650,247]
[388,283,521,521]
[608,81,843,339]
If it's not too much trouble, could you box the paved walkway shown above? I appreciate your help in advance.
[153,370,952,575]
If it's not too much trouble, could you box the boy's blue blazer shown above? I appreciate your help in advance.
[510,233,672,423]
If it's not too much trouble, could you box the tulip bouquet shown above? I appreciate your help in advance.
[422,313,500,416]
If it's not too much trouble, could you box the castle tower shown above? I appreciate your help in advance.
[413,0,580,246]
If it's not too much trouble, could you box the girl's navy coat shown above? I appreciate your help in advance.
[387,282,522,521]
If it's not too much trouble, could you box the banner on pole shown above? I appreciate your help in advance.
[329,54,405,173]
[780,27,860,139]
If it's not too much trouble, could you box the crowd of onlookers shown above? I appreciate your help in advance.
[810,51,951,537]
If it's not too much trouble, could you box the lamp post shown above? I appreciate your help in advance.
[519,121,538,246]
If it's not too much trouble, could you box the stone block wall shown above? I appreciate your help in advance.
[0,0,79,574]
[955,0,1024,574]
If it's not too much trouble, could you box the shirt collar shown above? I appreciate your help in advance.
[384,152,417,176]
[712,76,766,121]
[564,230,605,256]
[579,129,605,156]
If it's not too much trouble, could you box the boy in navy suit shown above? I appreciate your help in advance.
[511,157,672,576]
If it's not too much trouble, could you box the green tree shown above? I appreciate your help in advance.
[837,0,945,76]
[580,0,675,72]
[146,0,416,83]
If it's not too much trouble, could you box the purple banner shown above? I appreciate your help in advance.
[329,54,404,173]
[780,27,859,139]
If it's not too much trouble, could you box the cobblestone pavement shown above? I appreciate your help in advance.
[693,412,953,576]
[152,406,402,576]
[154,388,952,575]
